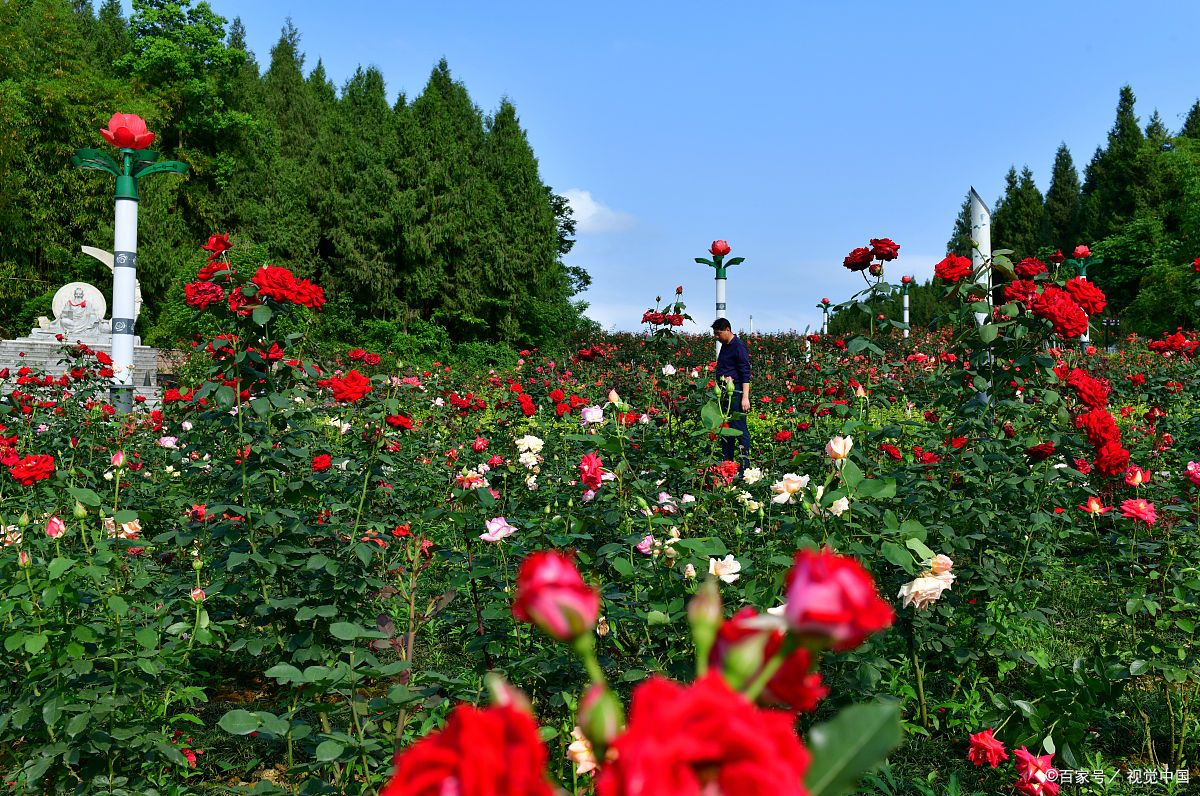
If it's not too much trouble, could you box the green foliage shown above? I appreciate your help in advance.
[0,1,585,351]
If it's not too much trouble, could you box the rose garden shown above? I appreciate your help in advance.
[7,9,1200,795]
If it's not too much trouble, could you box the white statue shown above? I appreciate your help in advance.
[35,282,110,340]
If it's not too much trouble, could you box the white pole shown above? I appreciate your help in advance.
[715,276,726,358]
[111,194,139,411]
[902,292,910,339]
[821,313,828,336]
[749,314,754,336]
[968,187,992,328]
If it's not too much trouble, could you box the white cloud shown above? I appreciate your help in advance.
[562,189,634,234]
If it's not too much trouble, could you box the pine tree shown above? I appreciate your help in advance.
[1080,85,1144,240]
[1180,100,1200,139]
[1145,110,1169,149]
[946,192,972,256]
[1039,144,1081,253]
[94,0,130,75]
[989,167,1019,251]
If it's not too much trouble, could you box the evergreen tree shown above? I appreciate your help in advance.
[1145,110,1169,149]
[989,167,1019,251]
[1181,100,1200,139]
[946,192,972,256]
[1080,85,1144,240]
[1039,143,1081,253]
[93,0,130,75]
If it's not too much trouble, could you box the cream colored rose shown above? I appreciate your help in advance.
[930,554,954,575]
[770,473,810,504]
[708,554,742,583]
[897,571,955,610]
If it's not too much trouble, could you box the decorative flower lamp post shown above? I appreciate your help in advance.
[71,113,188,412]
[816,297,831,335]
[900,275,913,339]
[695,240,744,356]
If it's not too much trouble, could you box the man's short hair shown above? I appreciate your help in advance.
[711,318,732,332]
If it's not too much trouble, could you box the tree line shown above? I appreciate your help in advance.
[946,85,1200,335]
[0,0,591,350]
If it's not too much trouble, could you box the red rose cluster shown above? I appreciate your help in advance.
[967,729,1059,794]
[843,237,899,272]
[1146,329,1200,357]
[184,235,326,314]
[382,546,893,795]
[1031,286,1088,340]
[8,454,56,486]
[316,369,372,403]
[641,310,684,326]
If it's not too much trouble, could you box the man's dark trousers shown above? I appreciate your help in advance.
[719,390,751,471]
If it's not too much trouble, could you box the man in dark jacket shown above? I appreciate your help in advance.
[712,318,751,470]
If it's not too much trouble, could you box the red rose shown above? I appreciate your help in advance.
[100,112,155,149]
[185,281,225,310]
[967,728,1008,768]
[380,704,553,796]
[782,548,894,650]
[1065,368,1109,409]
[319,370,373,403]
[595,673,811,796]
[934,253,972,283]
[1093,442,1131,476]
[710,608,828,712]
[842,246,873,272]
[1025,442,1056,462]
[386,414,414,430]
[880,442,902,460]
[348,348,366,361]
[8,454,56,486]
[900,275,913,285]
[250,265,298,303]
[1031,287,1088,339]
[1049,250,1065,264]
[579,451,604,490]
[1193,257,1200,273]
[1003,280,1038,306]
[96,350,113,366]
[709,240,731,257]
[869,237,900,261]
[312,454,332,472]
[1013,747,1059,796]
[228,289,253,316]
[1014,257,1047,279]
[1073,244,1090,259]
[201,233,232,261]
[1063,277,1106,315]
[196,260,232,282]
[289,278,327,311]
[511,550,600,642]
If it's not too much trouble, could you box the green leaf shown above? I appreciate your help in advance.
[108,595,129,617]
[67,486,103,507]
[700,401,724,431]
[265,664,306,684]
[330,622,366,640]
[1129,659,1149,676]
[218,709,261,735]
[646,610,670,626]
[48,557,75,580]
[881,542,915,574]
[805,702,903,796]
[114,509,138,525]
[315,740,345,761]
[252,304,274,326]
[979,324,999,343]
[24,633,48,654]
[65,712,90,737]
[134,627,159,649]
[840,460,863,489]
[905,538,937,563]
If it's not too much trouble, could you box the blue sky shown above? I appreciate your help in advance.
[188,0,1200,333]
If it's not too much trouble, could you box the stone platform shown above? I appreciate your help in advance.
[0,336,161,406]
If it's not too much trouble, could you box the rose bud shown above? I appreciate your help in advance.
[578,683,624,760]
[901,275,914,285]
[485,673,534,715]
[709,240,732,257]
[821,298,831,305]
[18,550,32,568]
[687,578,723,664]
[100,112,156,150]
[1073,244,1091,259]
[512,550,601,642]
[17,512,30,528]
[46,516,66,538]
[73,501,88,519]
[868,263,883,276]
[190,587,205,602]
